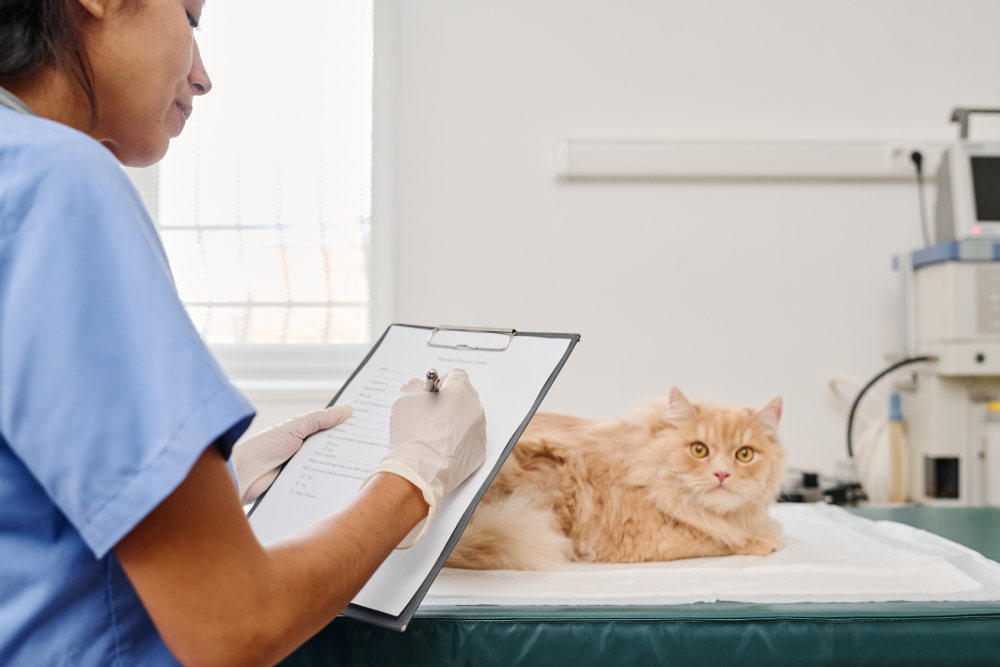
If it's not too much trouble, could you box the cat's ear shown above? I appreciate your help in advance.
[755,397,783,431]
[666,387,697,423]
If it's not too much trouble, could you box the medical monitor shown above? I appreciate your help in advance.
[935,143,1000,242]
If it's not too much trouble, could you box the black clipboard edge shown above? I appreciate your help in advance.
[249,324,581,632]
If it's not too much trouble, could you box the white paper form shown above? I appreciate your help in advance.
[248,325,574,617]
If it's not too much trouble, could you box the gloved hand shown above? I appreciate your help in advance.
[365,368,487,549]
[232,404,353,504]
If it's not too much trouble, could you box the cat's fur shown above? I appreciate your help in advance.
[446,388,787,570]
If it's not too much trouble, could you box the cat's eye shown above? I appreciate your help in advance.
[736,447,754,463]
[690,442,709,459]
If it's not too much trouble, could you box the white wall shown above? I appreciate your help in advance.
[385,0,1000,475]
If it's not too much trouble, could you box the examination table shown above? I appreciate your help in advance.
[279,507,1000,666]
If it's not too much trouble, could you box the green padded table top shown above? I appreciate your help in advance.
[280,507,1000,667]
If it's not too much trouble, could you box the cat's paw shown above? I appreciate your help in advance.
[738,533,782,556]
[573,542,598,563]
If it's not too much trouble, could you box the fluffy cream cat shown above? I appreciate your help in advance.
[446,388,787,570]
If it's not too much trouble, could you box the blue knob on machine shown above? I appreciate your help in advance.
[889,393,903,423]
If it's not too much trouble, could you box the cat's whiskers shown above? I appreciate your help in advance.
[677,481,708,514]
[741,494,770,516]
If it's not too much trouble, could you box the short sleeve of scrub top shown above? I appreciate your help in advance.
[0,107,255,665]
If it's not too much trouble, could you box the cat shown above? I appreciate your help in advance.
[446,388,787,570]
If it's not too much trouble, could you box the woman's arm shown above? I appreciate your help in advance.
[115,446,428,667]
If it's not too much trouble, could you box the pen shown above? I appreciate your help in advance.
[426,369,440,392]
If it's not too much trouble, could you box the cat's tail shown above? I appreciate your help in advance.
[445,491,573,571]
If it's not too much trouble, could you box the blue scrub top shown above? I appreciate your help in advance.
[0,106,255,665]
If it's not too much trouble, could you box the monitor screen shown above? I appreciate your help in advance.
[971,156,1000,222]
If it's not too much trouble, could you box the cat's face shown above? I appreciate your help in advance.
[650,389,786,515]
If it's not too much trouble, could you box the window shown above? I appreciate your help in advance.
[157,0,374,346]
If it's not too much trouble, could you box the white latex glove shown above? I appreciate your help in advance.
[364,368,487,549]
[232,404,353,504]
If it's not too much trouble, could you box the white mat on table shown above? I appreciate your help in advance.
[423,503,1000,606]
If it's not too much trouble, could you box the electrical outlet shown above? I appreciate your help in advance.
[888,145,922,169]
[884,142,948,177]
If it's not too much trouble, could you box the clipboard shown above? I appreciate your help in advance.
[247,323,579,631]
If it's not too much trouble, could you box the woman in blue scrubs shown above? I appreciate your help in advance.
[0,1,486,665]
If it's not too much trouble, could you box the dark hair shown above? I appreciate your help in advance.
[0,0,97,120]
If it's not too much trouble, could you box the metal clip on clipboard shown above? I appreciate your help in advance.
[426,325,517,351]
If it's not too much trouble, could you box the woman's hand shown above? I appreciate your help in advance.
[365,368,487,548]
[232,405,353,504]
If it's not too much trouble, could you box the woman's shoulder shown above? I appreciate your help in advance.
[0,108,146,234]
[0,107,130,190]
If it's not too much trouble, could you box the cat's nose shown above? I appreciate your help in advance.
[714,471,730,483]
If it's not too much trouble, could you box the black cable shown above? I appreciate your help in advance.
[911,151,932,247]
[846,356,935,459]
